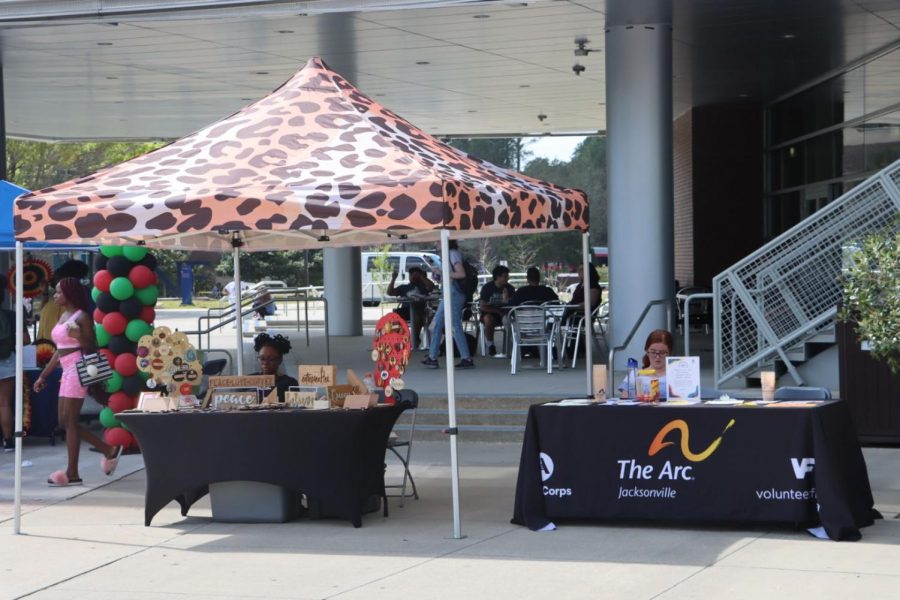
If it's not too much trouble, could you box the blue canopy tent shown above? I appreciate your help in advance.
[0,181,96,251]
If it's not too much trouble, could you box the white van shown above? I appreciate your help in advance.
[361,251,442,306]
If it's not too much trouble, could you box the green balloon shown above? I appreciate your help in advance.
[91,286,102,303]
[138,370,150,381]
[123,246,148,262]
[95,323,110,347]
[109,277,135,300]
[105,371,123,393]
[125,319,153,342]
[135,284,159,306]
[99,407,121,429]
[100,245,123,258]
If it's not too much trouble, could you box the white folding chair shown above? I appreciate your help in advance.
[562,303,608,368]
[509,306,559,374]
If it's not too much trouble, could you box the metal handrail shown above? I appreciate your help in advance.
[607,299,673,399]
[682,292,713,356]
[186,289,331,364]
[713,158,900,386]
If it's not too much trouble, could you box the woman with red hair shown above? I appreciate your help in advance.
[618,329,674,399]
[33,277,122,486]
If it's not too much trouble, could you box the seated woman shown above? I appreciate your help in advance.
[252,333,298,402]
[618,329,673,399]
[566,263,603,318]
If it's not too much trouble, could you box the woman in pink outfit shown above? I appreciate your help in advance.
[33,277,122,486]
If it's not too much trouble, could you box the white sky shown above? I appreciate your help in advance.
[523,136,586,164]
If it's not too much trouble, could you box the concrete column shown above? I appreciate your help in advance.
[605,19,674,368]
[323,247,362,336]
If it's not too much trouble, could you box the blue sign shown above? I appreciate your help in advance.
[179,263,194,305]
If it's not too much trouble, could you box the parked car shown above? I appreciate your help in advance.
[360,251,442,306]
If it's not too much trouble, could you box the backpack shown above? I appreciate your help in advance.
[460,258,480,299]
[0,310,13,360]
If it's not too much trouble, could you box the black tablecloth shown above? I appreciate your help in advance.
[512,400,879,540]
[119,405,404,527]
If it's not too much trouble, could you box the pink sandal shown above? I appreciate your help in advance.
[101,446,124,477]
[47,470,83,487]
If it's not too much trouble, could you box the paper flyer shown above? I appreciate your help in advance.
[666,356,700,399]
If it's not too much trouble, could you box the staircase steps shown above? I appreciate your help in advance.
[392,395,540,443]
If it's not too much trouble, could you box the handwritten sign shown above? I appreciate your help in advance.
[284,390,318,408]
[298,365,337,387]
[209,387,260,410]
[328,384,355,408]
[208,375,275,390]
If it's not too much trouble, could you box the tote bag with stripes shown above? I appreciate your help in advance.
[75,352,114,387]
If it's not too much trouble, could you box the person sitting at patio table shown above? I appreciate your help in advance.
[510,267,559,306]
[565,263,602,320]
[252,333,298,403]
[479,265,515,356]
[618,329,673,399]
[387,266,435,344]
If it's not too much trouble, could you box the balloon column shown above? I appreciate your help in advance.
[91,245,159,450]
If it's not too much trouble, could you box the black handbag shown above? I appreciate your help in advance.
[76,352,114,387]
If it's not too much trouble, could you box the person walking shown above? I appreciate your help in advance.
[33,277,123,486]
[422,240,474,369]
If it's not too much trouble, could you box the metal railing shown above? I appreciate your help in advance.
[607,299,673,397]
[714,158,900,386]
[188,286,330,364]
[682,292,713,356]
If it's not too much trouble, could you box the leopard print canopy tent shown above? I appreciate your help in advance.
[14,57,588,251]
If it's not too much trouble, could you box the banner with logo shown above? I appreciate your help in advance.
[513,401,876,540]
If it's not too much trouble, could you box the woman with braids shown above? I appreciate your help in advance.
[252,333,298,403]
[33,277,123,486]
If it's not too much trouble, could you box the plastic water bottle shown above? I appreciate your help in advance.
[627,357,639,399]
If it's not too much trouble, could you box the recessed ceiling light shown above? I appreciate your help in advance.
[781,33,796,39]
[416,61,430,65]
[97,42,113,46]
[277,30,294,34]
[473,14,490,18]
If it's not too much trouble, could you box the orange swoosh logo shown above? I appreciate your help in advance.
[648,418,735,462]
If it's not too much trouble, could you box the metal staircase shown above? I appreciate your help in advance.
[714,159,900,387]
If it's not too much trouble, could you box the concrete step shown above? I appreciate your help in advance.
[391,395,537,443]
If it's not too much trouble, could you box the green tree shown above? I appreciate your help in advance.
[839,220,900,374]
[6,139,166,190]
[215,251,323,288]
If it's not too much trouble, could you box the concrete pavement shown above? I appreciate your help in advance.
[1,437,899,599]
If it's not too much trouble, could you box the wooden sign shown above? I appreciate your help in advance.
[208,387,260,410]
[208,375,275,390]
[328,384,355,408]
[284,390,318,408]
[347,369,367,394]
[298,365,337,387]
[343,394,378,410]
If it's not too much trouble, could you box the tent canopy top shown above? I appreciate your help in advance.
[15,57,587,251]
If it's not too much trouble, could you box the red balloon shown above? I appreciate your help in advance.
[93,308,106,324]
[108,391,133,413]
[150,271,158,285]
[139,306,156,324]
[114,352,138,377]
[128,265,155,289]
[102,312,128,336]
[99,348,116,366]
[104,427,134,449]
[93,270,113,293]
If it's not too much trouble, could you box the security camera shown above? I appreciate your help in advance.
[572,63,586,75]
[537,113,547,122]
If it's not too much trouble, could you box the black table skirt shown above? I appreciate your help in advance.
[120,405,404,527]
[512,400,879,541]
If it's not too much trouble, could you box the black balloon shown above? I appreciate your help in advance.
[107,256,132,278]
[138,254,158,271]
[96,293,120,314]
[119,297,143,320]
[108,335,137,356]
[122,375,146,396]
[94,254,109,271]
